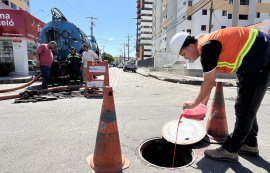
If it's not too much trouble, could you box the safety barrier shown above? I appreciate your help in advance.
[84,61,109,97]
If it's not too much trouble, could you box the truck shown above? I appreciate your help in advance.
[38,8,100,76]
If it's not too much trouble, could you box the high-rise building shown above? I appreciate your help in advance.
[136,0,153,60]
[1,0,30,13]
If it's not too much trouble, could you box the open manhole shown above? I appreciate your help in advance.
[138,138,195,169]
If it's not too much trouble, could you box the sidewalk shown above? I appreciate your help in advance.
[136,68,237,87]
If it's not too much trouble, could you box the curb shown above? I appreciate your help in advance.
[137,71,236,87]
[0,78,32,84]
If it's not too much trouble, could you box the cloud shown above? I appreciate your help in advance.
[108,37,114,41]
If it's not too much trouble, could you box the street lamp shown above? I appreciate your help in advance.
[32,10,43,16]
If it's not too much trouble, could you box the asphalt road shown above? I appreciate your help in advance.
[0,67,270,173]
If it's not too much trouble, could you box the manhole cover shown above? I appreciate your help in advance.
[138,138,195,169]
[162,119,206,145]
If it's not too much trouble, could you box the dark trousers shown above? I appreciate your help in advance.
[223,63,270,153]
[40,65,51,89]
[49,62,59,85]
[69,68,80,83]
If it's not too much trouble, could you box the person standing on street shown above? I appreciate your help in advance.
[35,41,57,89]
[48,47,60,87]
[170,27,270,162]
[81,43,98,83]
[67,47,82,85]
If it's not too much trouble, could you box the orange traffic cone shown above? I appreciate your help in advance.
[86,86,130,173]
[204,82,229,144]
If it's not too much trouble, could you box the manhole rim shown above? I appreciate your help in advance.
[137,137,196,170]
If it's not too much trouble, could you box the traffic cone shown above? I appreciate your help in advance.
[204,82,229,144]
[86,86,130,173]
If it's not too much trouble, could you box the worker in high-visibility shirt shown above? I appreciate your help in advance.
[170,27,270,162]
[67,47,82,85]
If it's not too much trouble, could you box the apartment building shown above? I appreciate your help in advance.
[152,0,180,68]
[137,0,153,60]
[1,0,30,13]
[152,0,270,71]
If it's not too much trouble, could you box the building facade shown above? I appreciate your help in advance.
[0,1,45,76]
[1,0,30,13]
[152,0,270,71]
[136,0,153,60]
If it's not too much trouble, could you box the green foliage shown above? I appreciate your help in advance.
[0,62,15,76]
[101,52,114,64]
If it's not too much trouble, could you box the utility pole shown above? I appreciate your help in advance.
[123,43,126,62]
[126,34,131,61]
[208,0,213,33]
[86,16,98,37]
[101,46,106,60]
[118,49,122,64]
[232,0,240,27]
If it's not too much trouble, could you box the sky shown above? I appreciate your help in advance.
[30,0,138,58]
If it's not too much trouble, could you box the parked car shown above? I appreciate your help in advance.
[123,61,136,73]
[28,60,36,71]
[118,63,124,68]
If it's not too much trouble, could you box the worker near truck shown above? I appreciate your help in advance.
[81,43,98,83]
[67,47,82,85]
[170,27,270,162]
[48,47,60,87]
[35,41,57,89]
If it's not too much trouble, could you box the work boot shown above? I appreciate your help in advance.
[238,144,259,157]
[204,147,239,162]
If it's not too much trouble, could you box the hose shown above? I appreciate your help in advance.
[0,73,42,93]
[0,94,21,101]
[0,84,84,101]
[41,84,84,93]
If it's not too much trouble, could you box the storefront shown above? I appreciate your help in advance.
[0,9,45,75]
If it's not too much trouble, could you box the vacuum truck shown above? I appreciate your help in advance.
[38,7,100,76]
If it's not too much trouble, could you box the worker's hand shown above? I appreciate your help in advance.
[68,61,70,64]
[183,101,196,110]
[36,61,40,67]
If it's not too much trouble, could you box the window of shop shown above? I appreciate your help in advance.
[0,39,14,62]
[27,42,39,71]
[10,2,17,9]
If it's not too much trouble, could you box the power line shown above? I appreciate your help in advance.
[77,0,96,16]
[63,0,87,18]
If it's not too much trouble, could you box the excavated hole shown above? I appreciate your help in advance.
[139,138,195,169]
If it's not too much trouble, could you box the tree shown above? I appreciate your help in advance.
[101,52,114,64]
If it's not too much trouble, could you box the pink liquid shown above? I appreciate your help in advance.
[172,113,183,168]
